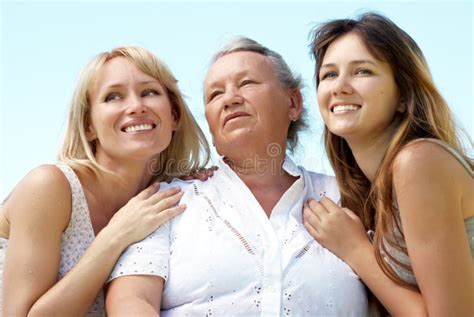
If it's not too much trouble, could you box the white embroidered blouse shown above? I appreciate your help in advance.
[109,157,368,316]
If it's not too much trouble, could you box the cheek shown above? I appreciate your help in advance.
[316,88,329,114]
[204,107,219,132]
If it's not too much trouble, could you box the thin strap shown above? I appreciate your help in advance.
[407,138,473,177]
[54,161,96,237]
[54,162,83,193]
[54,161,91,219]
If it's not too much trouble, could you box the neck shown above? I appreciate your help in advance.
[346,121,399,182]
[84,154,154,215]
[224,146,298,216]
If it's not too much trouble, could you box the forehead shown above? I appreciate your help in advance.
[323,32,375,62]
[204,51,275,87]
[91,57,159,91]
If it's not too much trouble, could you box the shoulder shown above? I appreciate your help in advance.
[4,164,71,230]
[393,140,469,187]
[391,140,473,212]
[18,164,71,196]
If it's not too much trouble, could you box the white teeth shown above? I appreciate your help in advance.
[332,104,360,113]
[124,124,153,133]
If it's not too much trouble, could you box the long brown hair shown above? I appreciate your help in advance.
[310,12,472,291]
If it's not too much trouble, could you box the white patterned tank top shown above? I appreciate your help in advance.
[0,162,105,316]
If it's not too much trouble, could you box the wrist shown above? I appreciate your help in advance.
[344,238,373,271]
[96,225,129,253]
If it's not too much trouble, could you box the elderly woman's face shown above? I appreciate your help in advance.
[204,51,296,156]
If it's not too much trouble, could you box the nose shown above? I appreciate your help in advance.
[332,74,353,96]
[126,93,147,115]
[222,88,244,110]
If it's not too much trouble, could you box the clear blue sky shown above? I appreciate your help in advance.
[1,1,473,199]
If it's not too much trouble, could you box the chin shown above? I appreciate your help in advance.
[327,127,355,140]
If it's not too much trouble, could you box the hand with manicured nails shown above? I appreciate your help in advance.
[106,183,185,249]
[180,166,219,181]
[303,197,371,266]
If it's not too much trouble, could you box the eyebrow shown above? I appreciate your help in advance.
[320,59,377,69]
[101,80,161,90]
[205,70,250,89]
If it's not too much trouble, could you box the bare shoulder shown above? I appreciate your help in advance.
[4,164,72,231]
[391,140,474,220]
[393,140,469,185]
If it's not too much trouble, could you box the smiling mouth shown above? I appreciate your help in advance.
[331,104,361,113]
[122,123,157,133]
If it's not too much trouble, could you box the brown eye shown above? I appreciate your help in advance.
[320,71,337,81]
[355,68,372,75]
[240,79,255,86]
[105,92,122,102]
[141,89,159,97]
[208,90,223,102]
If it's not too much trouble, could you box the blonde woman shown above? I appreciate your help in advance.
[304,13,473,316]
[0,46,209,316]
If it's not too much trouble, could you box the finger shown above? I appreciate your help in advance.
[319,196,342,213]
[136,182,160,199]
[157,204,186,222]
[205,169,214,177]
[148,187,181,204]
[210,166,219,171]
[193,172,209,181]
[303,201,321,223]
[153,191,184,210]
[303,215,320,239]
[307,199,329,221]
[342,207,360,221]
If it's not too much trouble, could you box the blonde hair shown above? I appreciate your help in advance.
[59,46,210,182]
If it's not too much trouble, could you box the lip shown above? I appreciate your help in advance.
[120,118,157,132]
[223,111,250,127]
[329,102,361,113]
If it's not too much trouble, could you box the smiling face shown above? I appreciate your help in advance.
[204,51,300,157]
[87,57,178,163]
[317,32,403,143]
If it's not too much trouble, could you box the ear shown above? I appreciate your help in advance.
[85,121,97,141]
[288,88,303,121]
[397,97,407,113]
[171,106,180,131]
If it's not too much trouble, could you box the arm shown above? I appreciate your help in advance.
[106,275,164,316]
[303,142,474,316]
[3,165,184,316]
[303,198,428,316]
[392,142,474,316]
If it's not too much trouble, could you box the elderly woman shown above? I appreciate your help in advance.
[106,37,368,316]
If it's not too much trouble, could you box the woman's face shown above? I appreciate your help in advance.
[204,51,300,157]
[87,57,178,163]
[317,32,403,143]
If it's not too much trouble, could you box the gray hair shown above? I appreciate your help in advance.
[208,36,308,153]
